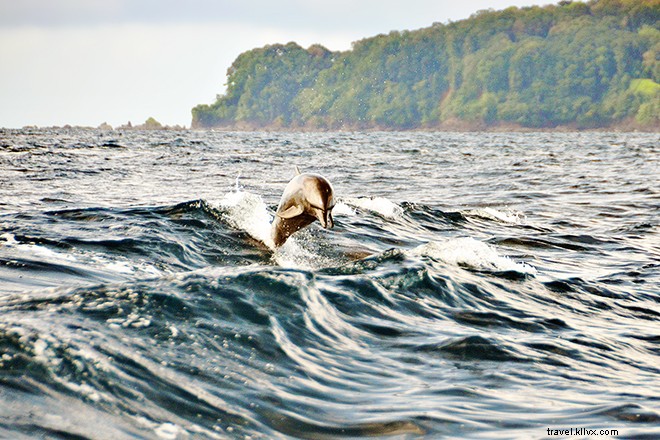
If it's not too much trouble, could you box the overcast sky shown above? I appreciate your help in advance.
[0,0,559,128]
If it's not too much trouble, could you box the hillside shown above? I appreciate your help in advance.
[192,0,659,130]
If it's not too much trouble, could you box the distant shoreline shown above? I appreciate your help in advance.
[4,121,658,133]
[184,118,660,133]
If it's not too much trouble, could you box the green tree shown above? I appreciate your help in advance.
[192,0,660,129]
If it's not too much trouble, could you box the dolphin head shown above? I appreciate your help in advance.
[315,205,334,229]
[272,171,336,247]
[303,174,335,229]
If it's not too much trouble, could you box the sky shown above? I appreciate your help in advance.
[0,0,559,128]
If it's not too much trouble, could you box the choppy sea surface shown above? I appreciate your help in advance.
[0,129,658,439]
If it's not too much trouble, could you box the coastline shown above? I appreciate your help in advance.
[5,117,658,134]
[186,118,659,133]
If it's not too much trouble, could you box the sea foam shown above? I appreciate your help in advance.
[465,207,526,224]
[214,190,275,249]
[412,237,536,274]
[343,197,403,219]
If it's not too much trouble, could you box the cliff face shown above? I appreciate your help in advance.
[192,0,660,130]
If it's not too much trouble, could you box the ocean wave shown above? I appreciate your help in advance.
[1,130,658,439]
[411,237,537,275]
[212,190,275,249]
[464,207,526,225]
[342,197,404,219]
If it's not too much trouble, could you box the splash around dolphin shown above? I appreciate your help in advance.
[271,167,335,247]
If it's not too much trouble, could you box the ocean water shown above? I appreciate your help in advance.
[0,128,658,439]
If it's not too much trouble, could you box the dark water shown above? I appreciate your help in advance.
[0,128,658,439]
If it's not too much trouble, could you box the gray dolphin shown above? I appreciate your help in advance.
[271,167,335,247]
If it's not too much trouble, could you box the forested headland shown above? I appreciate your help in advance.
[192,0,659,130]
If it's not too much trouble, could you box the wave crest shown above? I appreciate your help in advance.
[412,237,537,274]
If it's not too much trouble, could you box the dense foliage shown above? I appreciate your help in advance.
[192,0,659,129]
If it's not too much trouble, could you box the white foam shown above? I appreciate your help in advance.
[154,423,184,440]
[466,207,526,225]
[271,236,336,270]
[412,237,536,274]
[65,382,102,402]
[1,232,17,246]
[1,232,78,263]
[104,261,135,274]
[213,190,275,249]
[343,197,403,219]
[1,233,163,278]
[92,254,164,278]
[32,338,49,360]
[332,201,356,216]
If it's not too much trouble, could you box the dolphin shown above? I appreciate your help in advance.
[271,167,335,247]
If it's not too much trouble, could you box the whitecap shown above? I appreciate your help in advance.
[332,201,356,216]
[0,232,18,246]
[2,232,163,278]
[1,232,78,263]
[466,207,526,225]
[154,422,184,440]
[271,236,335,270]
[343,197,403,219]
[212,190,275,249]
[65,382,102,402]
[103,260,135,274]
[412,237,536,274]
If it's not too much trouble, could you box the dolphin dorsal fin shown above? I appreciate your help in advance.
[294,165,301,175]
